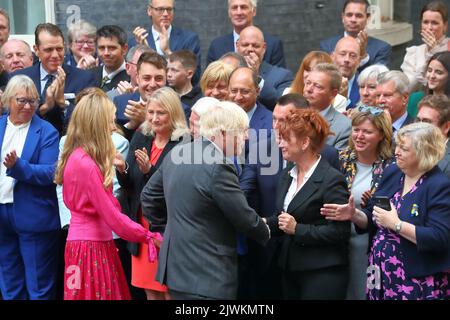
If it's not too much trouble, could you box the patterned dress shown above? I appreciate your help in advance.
[367,174,450,300]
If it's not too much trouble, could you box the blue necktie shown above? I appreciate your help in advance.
[41,74,55,104]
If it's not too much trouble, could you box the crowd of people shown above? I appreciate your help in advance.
[0,0,449,300]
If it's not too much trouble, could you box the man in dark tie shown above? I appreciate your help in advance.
[11,23,96,135]
[94,25,130,92]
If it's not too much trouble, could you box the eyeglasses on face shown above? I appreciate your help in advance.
[356,103,384,116]
[150,6,174,14]
[16,97,39,107]
[74,39,96,47]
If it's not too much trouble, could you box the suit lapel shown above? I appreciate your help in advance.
[20,115,40,162]
[276,167,293,212]
[169,27,180,51]
[225,33,235,52]
[286,159,326,214]
[0,116,7,158]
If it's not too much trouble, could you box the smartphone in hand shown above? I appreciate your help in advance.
[373,196,391,211]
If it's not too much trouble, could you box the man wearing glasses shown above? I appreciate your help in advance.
[94,25,130,93]
[130,0,201,85]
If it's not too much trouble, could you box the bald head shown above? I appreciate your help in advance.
[0,39,33,73]
[228,67,259,112]
[332,36,361,79]
[236,26,266,61]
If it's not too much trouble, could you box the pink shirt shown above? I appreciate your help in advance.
[63,148,150,243]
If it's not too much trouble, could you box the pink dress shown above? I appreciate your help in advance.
[62,148,154,300]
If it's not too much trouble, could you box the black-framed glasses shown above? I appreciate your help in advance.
[16,97,39,107]
[356,103,384,116]
[150,6,174,14]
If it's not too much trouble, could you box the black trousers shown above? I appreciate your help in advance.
[282,265,348,300]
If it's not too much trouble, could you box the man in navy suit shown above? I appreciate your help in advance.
[320,0,391,72]
[207,0,285,68]
[236,26,293,111]
[239,93,340,299]
[93,25,130,92]
[331,36,361,109]
[11,23,96,135]
[130,0,201,85]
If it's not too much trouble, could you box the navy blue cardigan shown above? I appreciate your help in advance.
[358,164,450,278]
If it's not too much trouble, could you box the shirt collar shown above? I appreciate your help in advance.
[289,155,322,180]
[40,64,57,81]
[233,30,240,51]
[319,105,332,116]
[247,104,258,122]
[7,116,31,129]
[102,61,126,80]
[152,25,172,42]
[392,112,408,131]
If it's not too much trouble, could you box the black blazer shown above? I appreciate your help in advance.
[93,66,130,92]
[267,157,350,272]
[116,131,181,255]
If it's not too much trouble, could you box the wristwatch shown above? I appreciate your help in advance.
[395,221,403,234]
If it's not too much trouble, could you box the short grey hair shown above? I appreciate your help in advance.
[67,20,96,44]
[228,0,257,8]
[191,97,220,117]
[357,64,389,86]
[1,75,39,110]
[219,52,248,68]
[377,70,410,94]
[396,122,446,172]
[199,101,249,140]
[126,44,155,63]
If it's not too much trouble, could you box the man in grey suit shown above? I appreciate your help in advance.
[141,102,270,300]
[416,95,450,177]
[303,63,352,150]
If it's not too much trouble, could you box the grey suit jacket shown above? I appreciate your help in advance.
[438,140,450,178]
[322,106,352,150]
[141,139,270,299]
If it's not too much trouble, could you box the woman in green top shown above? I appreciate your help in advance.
[408,51,450,117]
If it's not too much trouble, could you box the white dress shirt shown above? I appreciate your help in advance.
[152,25,173,56]
[283,156,321,212]
[102,62,126,84]
[0,118,31,204]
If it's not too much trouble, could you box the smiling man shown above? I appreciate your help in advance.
[207,0,285,68]
[0,39,34,73]
[11,23,96,135]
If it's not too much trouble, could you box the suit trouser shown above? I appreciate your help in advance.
[0,203,59,300]
[282,264,348,300]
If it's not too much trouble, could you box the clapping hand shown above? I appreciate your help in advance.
[244,51,262,75]
[124,100,146,130]
[114,152,126,173]
[77,55,98,70]
[133,26,149,47]
[159,22,171,55]
[357,30,368,59]
[3,150,18,168]
[135,147,151,174]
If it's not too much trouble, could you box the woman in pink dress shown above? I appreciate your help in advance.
[54,90,160,300]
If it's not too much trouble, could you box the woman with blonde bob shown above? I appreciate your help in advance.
[200,61,235,101]
[55,91,158,300]
[323,122,450,300]
[116,86,189,300]
[335,105,393,299]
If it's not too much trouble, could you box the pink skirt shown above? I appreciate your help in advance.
[64,240,131,300]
